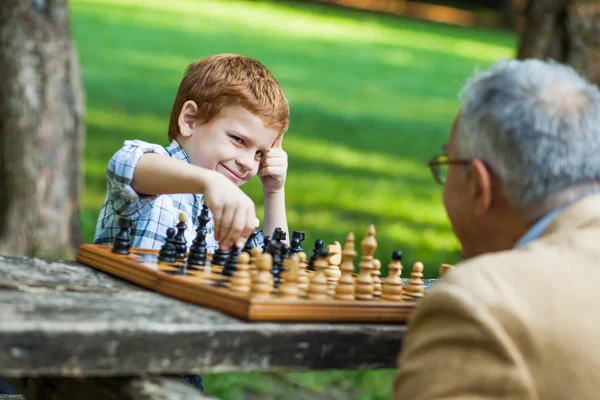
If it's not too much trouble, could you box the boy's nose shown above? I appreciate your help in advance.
[235,151,255,171]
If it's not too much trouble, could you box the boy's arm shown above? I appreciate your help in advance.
[130,153,257,250]
[263,191,289,242]
[258,136,289,243]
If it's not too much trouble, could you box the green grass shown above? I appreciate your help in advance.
[69,0,517,397]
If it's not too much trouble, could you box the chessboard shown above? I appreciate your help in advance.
[77,207,448,323]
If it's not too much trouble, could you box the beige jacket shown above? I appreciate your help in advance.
[393,194,600,399]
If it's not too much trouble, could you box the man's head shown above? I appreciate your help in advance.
[434,59,600,258]
[168,54,290,186]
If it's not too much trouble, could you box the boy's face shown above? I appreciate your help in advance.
[178,103,280,186]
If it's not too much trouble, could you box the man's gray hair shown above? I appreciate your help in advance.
[456,59,600,220]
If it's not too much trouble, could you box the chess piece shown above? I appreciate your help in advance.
[308,239,323,271]
[355,224,377,300]
[158,228,177,263]
[325,241,342,296]
[222,247,241,276]
[280,241,291,259]
[265,240,283,287]
[251,253,274,299]
[272,227,286,243]
[243,229,260,254]
[279,254,300,298]
[112,216,133,255]
[250,246,262,277]
[334,232,356,301]
[290,230,305,254]
[371,258,382,297]
[231,252,252,293]
[188,207,209,266]
[173,212,188,260]
[439,263,454,278]
[307,248,329,300]
[262,236,271,252]
[404,261,425,300]
[212,248,229,267]
[296,251,309,294]
[381,250,404,302]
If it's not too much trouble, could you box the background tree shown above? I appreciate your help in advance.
[0,0,85,258]
[518,0,600,85]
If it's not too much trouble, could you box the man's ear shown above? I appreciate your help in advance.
[470,158,492,217]
[178,100,199,137]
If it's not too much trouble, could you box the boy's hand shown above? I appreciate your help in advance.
[258,135,287,194]
[202,172,257,251]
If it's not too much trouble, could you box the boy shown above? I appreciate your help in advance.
[94,53,290,253]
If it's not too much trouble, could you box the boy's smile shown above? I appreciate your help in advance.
[177,103,280,186]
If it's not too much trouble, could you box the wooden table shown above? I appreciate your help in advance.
[0,255,437,399]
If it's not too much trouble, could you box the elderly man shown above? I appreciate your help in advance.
[393,59,600,399]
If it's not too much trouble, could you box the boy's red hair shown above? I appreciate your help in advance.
[168,54,290,141]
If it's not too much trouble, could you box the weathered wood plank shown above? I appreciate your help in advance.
[0,256,139,291]
[6,376,219,400]
[0,255,438,377]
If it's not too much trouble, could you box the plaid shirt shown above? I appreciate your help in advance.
[93,139,264,252]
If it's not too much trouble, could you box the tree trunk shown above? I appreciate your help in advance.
[517,0,600,86]
[0,0,85,259]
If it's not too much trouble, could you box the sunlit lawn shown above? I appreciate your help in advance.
[69,0,517,398]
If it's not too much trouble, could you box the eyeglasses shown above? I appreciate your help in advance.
[427,155,471,185]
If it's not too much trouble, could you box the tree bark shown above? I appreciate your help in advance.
[517,0,600,86]
[0,0,85,259]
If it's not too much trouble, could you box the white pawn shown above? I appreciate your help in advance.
[355,225,377,300]
[381,251,403,302]
[251,253,274,299]
[307,249,329,300]
[250,246,262,277]
[404,261,425,300]
[296,252,310,294]
[279,254,300,298]
[230,252,252,294]
[334,232,357,301]
[371,258,382,297]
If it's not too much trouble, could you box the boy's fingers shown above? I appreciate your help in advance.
[236,205,257,249]
[210,205,223,241]
[258,166,276,177]
[219,205,236,250]
[226,209,247,250]
[272,135,283,149]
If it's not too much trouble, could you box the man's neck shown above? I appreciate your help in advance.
[464,214,531,259]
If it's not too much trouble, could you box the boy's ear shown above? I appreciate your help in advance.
[178,100,199,137]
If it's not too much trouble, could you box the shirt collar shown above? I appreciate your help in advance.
[515,190,600,248]
[166,140,191,164]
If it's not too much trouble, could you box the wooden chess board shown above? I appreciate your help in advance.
[76,244,420,323]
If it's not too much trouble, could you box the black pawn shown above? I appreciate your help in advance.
[112,216,133,255]
[265,240,283,287]
[212,248,229,267]
[290,230,305,254]
[222,248,241,277]
[243,229,260,254]
[188,205,210,266]
[173,216,188,260]
[308,239,324,271]
[392,250,403,261]
[159,228,177,263]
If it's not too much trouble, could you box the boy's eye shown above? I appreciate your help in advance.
[231,136,245,145]
[255,150,264,159]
